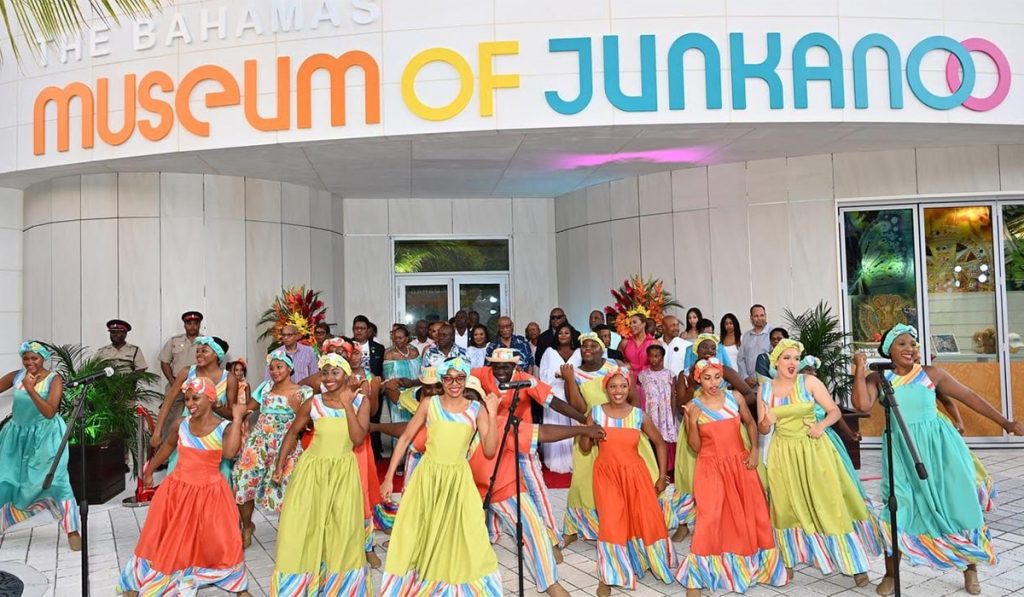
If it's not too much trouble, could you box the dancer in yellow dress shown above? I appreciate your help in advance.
[270,353,371,596]
[379,357,502,595]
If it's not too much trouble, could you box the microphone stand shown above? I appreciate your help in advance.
[44,376,102,597]
[876,370,927,597]
[482,386,525,597]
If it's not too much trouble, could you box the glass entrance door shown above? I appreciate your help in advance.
[1002,204,1024,426]
[396,275,509,332]
[396,277,451,327]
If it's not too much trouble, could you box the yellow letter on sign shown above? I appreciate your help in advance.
[402,48,474,121]
[478,41,520,117]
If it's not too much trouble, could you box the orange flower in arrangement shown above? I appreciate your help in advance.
[256,286,328,351]
[605,275,681,339]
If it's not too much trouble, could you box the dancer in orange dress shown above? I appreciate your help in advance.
[675,358,786,595]
[118,377,249,596]
[579,369,676,595]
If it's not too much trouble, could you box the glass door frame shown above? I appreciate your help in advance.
[395,276,456,327]
[838,199,1021,446]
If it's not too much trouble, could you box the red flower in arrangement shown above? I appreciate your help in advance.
[605,275,682,339]
[256,286,329,351]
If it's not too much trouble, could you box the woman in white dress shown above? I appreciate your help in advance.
[537,323,577,473]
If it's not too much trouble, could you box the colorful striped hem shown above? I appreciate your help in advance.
[0,497,79,534]
[672,491,696,526]
[979,477,997,513]
[380,567,502,596]
[373,500,399,532]
[117,554,247,595]
[597,536,678,589]
[363,517,374,552]
[271,564,371,596]
[879,521,996,570]
[562,507,599,541]
[774,517,884,575]
[659,491,679,531]
[676,548,788,592]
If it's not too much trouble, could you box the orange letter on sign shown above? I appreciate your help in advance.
[33,82,95,155]
[97,75,137,146]
[297,51,381,128]
[138,71,175,142]
[245,57,291,131]
[175,65,242,137]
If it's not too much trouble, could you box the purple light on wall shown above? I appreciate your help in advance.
[550,146,711,170]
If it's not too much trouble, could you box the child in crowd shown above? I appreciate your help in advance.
[638,344,678,473]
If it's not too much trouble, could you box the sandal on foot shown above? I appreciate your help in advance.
[854,573,870,587]
[964,568,981,595]
[876,575,895,596]
[67,532,82,552]
[671,525,690,542]
[562,533,577,548]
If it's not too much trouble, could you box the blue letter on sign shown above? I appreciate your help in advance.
[852,34,903,109]
[907,36,974,110]
[545,38,594,115]
[667,33,723,110]
[792,33,844,109]
[603,35,659,112]
[730,32,783,110]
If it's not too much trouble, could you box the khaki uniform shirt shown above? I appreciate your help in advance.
[95,343,148,372]
[158,333,198,380]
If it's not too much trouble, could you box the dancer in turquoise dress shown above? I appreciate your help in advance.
[0,341,81,550]
[852,324,1024,596]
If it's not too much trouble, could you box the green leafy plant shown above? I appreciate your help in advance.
[783,301,853,408]
[1,0,160,62]
[44,343,162,477]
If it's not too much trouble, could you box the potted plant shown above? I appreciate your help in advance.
[44,343,162,504]
[783,301,867,467]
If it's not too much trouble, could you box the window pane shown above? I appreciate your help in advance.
[1003,205,1024,425]
[843,209,919,349]
[402,284,449,325]
[924,206,1003,436]
[459,283,503,338]
[394,240,510,273]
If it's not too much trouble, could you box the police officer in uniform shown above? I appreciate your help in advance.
[156,311,203,440]
[95,319,148,372]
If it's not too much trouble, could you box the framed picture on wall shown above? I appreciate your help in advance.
[932,334,960,355]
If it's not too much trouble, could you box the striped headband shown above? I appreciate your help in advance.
[19,340,51,360]
[318,352,352,375]
[881,324,918,358]
[194,336,226,363]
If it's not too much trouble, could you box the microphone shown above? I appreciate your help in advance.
[66,367,115,388]
[868,362,894,372]
[498,379,537,390]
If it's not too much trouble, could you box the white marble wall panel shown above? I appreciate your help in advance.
[610,218,641,288]
[512,233,558,329]
[245,221,283,362]
[50,221,81,346]
[344,235,391,332]
[453,198,513,235]
[23,225,51,341]
[585,222,613,319]
[513,198,554,234]
[205,175,245,220]
[81,173,117,219]
[344,199,390,235]
[565,226,591,329]
[331,234,346,328]
[746,159,787,205]
[23,180,52,229]
[708,163,746,208]
[639,171,672,216]
[160,216,204,340]
[586,183,611,225]
[999,146,1024,191]
[205,217,247,362]
[330,195,345,235]
[709,206,751,319]
[786,155,833,201]
[672,168,709,212]
[833,149,917,198]
[0,271,21,320]
[118,173,160,218]
[639,215,676,298]
[673,211,713,313]
[389,199,453,235]
[554,231,570,324]
[789,200,840,314]
[610,178,639,220]
[50,176,81,222]
[245,179,282,223]
[310,230,336,318]
[310,191,332,231]
[282,225,313,288]
[916,146,1001,195]
[282,183,312,226]
[565,189,588,231]
[747,204,792,320]
[160,173,202,218]
[118,219,161,365]
[80,219,118,351]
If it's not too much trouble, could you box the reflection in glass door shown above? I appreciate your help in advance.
[396,277,450,326]
[455,277,507,338]
[395,276,508,333]
[1003,204,1024,426]
[922,205,1004,436]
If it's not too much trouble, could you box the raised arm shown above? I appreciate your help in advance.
[850,353,880,412]
[723,366,755,405]
[153,368,190,446]
[222,402,248,459]
[22,371,62,419]
[929,366,1024,435]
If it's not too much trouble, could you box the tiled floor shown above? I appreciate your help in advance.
[3,449,1024,595]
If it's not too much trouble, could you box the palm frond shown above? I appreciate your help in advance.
[783,301,853,408]
[1,0,160,63]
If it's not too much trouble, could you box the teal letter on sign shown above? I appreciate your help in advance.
[729,32,783,109]
[603,35,658,112]
[907,36,974,110]
[852,34,903,109]
[792,33,844,108]
[545,38,594,115]
[667,33,723,110]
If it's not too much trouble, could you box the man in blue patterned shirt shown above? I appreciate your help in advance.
[420,323,468,369]
[484,316,532,372]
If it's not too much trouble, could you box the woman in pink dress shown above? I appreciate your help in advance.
[617,314,656,385]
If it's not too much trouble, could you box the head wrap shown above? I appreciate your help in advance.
[602,366,631,391]
[691,333,720,356]
[318,352,352,375]
[799,355,822,373]
[266,348,294,371]
[437,357,471,378]
[769,338,805,369]
[692,357,724,382]
[322,336,352,356]
[578,332,606,351]
[182,376,217,402]
[195,336,226,363]
[19,340,51,360]
[880,324,918,358]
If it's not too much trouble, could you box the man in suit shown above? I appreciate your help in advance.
[350,315,386,456]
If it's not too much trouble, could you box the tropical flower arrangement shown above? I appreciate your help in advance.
[604,275,681,339]
[256,286,327,351]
